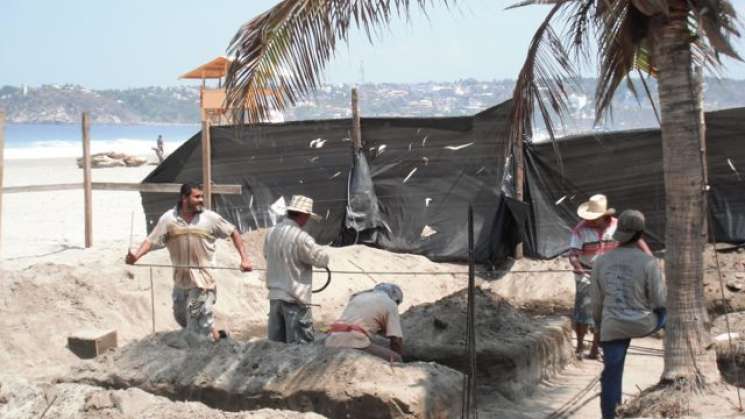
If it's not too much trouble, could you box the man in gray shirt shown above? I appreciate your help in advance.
[590,209,666,419]
[264,195,329,344]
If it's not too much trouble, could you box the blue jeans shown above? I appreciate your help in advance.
[600,339,631,419]
[600,310,666,418]
[267,300,315,344]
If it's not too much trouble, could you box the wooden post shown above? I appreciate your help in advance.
[351,88,362,152]
[201,120,212,209]
[0,112,4,257]
[514,131,525,259]
[82,112,93,248]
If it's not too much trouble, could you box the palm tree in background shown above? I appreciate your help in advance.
[508,0,741,386]
[224,0,741,386]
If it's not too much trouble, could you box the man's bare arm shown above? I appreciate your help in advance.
[126,240,152,264]
[231,230,253,272]
[637,238,653,256]
[569,254,586,275]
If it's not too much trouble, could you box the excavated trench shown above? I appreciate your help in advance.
[66,332,463,419]
[60,287,574,418]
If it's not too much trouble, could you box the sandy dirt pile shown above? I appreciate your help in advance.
[401,287,573,400]
[0,377,325,419]
[0,234,469,380]
[67,331,463,419]
[487,245,745,317]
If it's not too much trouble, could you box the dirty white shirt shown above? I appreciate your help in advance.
[147,207,236,290]
[263,218,329,305]
[590,245,667,342]
[325,291,404,349]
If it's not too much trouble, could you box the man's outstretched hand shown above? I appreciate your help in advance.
[125,251,137,265]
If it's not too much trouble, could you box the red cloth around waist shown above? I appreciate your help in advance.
[329,322,369,337]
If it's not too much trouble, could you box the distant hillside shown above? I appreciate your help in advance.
[2,79,745,132]
[0,84,200,124]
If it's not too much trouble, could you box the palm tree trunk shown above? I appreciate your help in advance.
[651,5,717,383]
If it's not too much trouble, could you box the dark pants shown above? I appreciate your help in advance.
[600,311,666,418]
[600,339,631,419]
[268,300,314,344]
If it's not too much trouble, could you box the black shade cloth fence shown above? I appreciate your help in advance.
[141,101,523,264]
[141,101,745,264]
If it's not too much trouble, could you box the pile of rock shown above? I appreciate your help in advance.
[76,152,147,169]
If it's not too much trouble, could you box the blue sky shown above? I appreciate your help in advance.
[2,0,745,89]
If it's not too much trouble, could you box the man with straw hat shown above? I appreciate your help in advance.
[264,194,330,344]
[590,209,666,419]
[568,194,652,360]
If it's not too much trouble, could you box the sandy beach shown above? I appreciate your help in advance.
[2,157,154,261]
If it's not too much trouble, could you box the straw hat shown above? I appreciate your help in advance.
[286,195,320,219]
[613,210,645,242]
[577,194,615,221]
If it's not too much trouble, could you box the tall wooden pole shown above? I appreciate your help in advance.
[82,112,93,248]
[351,88,362,152]
[514,132,525,259]
[201,120,212,209]
[0,112,5,257]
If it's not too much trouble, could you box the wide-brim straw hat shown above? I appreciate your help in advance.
[286,195,321,220]
[577,194,615,221]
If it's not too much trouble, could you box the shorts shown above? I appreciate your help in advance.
[574,274,594,326]
[172,287,216,336]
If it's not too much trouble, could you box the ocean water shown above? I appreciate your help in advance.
[3,123,200,159]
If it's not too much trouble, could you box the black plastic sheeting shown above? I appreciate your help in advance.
[524,107,745,258]
[141,101,525,264]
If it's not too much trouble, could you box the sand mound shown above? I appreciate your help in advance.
[0,234,469,379]
[67,331,463,419]
[0,377,324,419]
[401,288,573,400]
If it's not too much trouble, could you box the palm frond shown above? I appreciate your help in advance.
[594,0,651,120]
[564,0,594,65]
[691,0,742,60]
[509,0,578,173]
[506,0,564,10]
[224,0,440,124]
[510,0,577,141]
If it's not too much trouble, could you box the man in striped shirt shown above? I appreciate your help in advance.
[569,194,652,359]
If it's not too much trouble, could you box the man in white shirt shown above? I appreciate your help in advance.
[126,183,253,340]
[325,283,404,362]
[264,195,330,344]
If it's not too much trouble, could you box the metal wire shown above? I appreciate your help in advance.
[130,262,743,276]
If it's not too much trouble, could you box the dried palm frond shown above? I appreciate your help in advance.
[224,0,443,124]
[511,0,741,141]
[508,0,578,158]
[594,0,650,119]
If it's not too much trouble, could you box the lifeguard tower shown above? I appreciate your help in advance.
[180,56,284,125]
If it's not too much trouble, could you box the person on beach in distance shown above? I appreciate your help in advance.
[152,135,166,163]
[264,195,329,344]
[324,283,405,362]
[126,183,252,341]
[568,194,652,360]
[590,210,666,419]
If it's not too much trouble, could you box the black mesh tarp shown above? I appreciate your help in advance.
[141,101,524,263]
[524,107,745,258]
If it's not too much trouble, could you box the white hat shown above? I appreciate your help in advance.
[286,195,320,219]
[577,194,615,221]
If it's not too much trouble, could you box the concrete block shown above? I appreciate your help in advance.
[68,329,117,359]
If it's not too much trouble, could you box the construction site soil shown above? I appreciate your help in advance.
[1,235,744,418]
